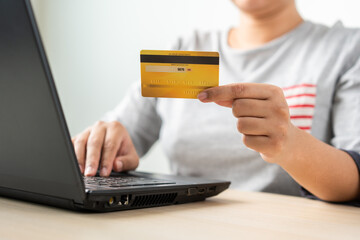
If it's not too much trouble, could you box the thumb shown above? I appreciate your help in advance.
[113,154,139,172]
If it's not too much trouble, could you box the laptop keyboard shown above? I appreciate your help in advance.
[83,176,176,189]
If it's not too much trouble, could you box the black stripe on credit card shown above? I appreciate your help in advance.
[141,54,219,65]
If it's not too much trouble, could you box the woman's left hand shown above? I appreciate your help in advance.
[197,83,297,164]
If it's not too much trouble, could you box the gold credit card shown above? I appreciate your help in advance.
[141,50,219,98]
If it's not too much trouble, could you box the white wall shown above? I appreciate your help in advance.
[30,0,360,174]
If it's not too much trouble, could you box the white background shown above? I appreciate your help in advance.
[31,0,360,174]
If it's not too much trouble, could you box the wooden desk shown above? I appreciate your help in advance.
[0,190,359,240]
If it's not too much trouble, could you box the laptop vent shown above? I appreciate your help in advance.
[131,193,177,207]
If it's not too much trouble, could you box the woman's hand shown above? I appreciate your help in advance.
[72,121,139,177]
[198,83,297,164]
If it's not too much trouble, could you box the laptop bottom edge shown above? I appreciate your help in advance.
[80,182,230,212]
[0,182,230,212]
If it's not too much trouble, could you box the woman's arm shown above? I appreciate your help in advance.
[278,125,359,202]
[198,83,360,202]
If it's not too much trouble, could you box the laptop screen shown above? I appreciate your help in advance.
[0,0,84,203]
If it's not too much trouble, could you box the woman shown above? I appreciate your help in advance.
[72,0,360,202]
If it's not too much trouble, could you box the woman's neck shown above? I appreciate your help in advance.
[229,2,303,49]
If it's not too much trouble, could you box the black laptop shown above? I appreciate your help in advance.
[0,0,230,212]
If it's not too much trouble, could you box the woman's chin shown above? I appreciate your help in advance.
[232,0,290,14]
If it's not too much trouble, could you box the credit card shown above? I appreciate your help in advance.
[140,50,219,98]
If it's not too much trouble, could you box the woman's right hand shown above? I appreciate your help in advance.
[71,121,139,177]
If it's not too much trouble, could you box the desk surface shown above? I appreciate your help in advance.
[0,190,359,240]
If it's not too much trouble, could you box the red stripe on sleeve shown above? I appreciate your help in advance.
[290,115,313,119]
[285,93,316,99]
[282,84,316,91]
[288,104,315,108]
[298,126,311,130]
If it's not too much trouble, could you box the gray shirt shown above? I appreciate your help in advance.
[103,20,360,196]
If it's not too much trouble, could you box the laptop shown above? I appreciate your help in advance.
[0,0,230,212]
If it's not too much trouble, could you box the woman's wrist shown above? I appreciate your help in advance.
[266,123,302,167]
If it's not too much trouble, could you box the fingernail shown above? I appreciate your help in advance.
[197,92,208,101]
[116,161,123,172]
[100,167,108,176]
[84,166,93,176]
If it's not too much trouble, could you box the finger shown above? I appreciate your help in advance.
[237,117,269,136]
[214,100,233,108]
[84,122,107,176]
[73,130,90,174]
[232,99,268,118]
[198,83,278,103]
[99,122,123,176]
[113,156,123,172]
[113,154,139,172]
[242,135,272,154]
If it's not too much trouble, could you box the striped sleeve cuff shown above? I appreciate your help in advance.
[300,149,360,207]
